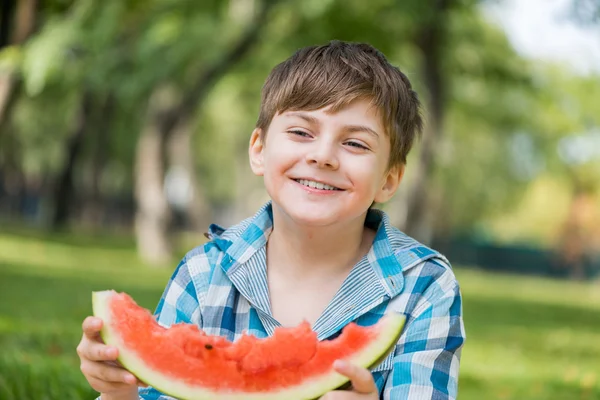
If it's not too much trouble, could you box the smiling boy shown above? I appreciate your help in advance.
[77,40,466,400]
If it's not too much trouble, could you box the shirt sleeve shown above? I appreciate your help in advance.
[382,276,465,399]
[153,257,202,327]
[137,387,178,399]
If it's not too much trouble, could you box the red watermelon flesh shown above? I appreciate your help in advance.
[92,290,405,400]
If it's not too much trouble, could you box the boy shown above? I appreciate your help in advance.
[77,40,465,400]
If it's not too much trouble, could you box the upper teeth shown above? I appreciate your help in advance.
[297,179,339,190]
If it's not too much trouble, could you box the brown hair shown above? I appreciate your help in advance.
[256,40,423,167]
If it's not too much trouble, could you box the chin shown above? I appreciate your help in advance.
[290,207,338,227]
[284,201,373,230]
[272,199,339,227]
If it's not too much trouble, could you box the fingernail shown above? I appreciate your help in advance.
[333,360,346,369]
[125,374,136,384]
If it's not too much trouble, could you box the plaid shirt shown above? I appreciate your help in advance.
[133,201,465,400]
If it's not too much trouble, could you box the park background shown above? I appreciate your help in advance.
[0,0,599,399]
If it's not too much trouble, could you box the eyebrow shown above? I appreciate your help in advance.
[285,111,380,139]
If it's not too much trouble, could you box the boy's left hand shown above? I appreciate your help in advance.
[319,360,379,399]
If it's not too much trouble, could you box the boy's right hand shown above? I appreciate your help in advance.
[77,316,144,397]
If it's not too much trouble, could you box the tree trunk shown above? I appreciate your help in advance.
[52,91,92,228]
[81,92,114,227]
[10,0,37,44]
[134,87,177,265]
[0,75,17,130]
[0,0,16,48]
[0,0,37,219]
[133,0,278,264]
[0,0,37,132]
[166,122,210,231]
[403,0,451,243]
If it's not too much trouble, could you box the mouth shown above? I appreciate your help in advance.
[293,178,343,191]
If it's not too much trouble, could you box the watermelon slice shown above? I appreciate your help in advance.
[92,290,405,400]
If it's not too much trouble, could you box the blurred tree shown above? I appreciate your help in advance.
[0,0,38,131]
[134,0,279,264]
[477,65,600,248]
[210,0,541,244]
[0,0,42,221]
[428,3,537,239]
[1,0,597,268]
[2,0,280,263]
[395,0,540,244]
[52,90,92,227]
[402,0,455,243]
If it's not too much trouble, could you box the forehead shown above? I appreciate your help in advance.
[277,98,385,132]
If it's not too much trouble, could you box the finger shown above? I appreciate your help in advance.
[81,360,137,385]
[79,341,119,362]
[82,317,103,338]
[333,360,377,394]
[87,375,137,393]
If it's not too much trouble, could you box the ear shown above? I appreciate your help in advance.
[248,128,265,176]
[374,164,405,203]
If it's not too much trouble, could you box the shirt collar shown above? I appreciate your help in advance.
[209,201,445,339]
[209,201,415,298]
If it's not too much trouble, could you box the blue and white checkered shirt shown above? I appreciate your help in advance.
[135,201,465,399]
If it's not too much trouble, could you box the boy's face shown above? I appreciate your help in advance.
[249,98,404,228]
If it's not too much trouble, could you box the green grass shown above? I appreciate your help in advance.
[456,269,600,400]
[0,229,599,399]
[0,228,174,400]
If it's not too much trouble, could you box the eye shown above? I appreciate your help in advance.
[345,141,369,150]
[288,130,311,137]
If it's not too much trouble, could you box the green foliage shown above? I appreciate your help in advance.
[3,0,265,209]
[8,83,79,179]
[21,20,78,96]
[0,46,22,73]
[2,0,599,243]
[423,7,537,233]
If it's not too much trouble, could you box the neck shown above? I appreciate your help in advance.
[266,205,374,280]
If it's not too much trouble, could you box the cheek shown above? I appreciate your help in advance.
[262,151,294,185]
[347,158,384,189]
[265,141,299,168]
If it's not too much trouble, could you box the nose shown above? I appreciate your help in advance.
[305,139,339,170]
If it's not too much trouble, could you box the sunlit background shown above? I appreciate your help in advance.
[0,0,599,399]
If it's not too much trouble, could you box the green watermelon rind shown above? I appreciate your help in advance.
[92,290,406,400]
